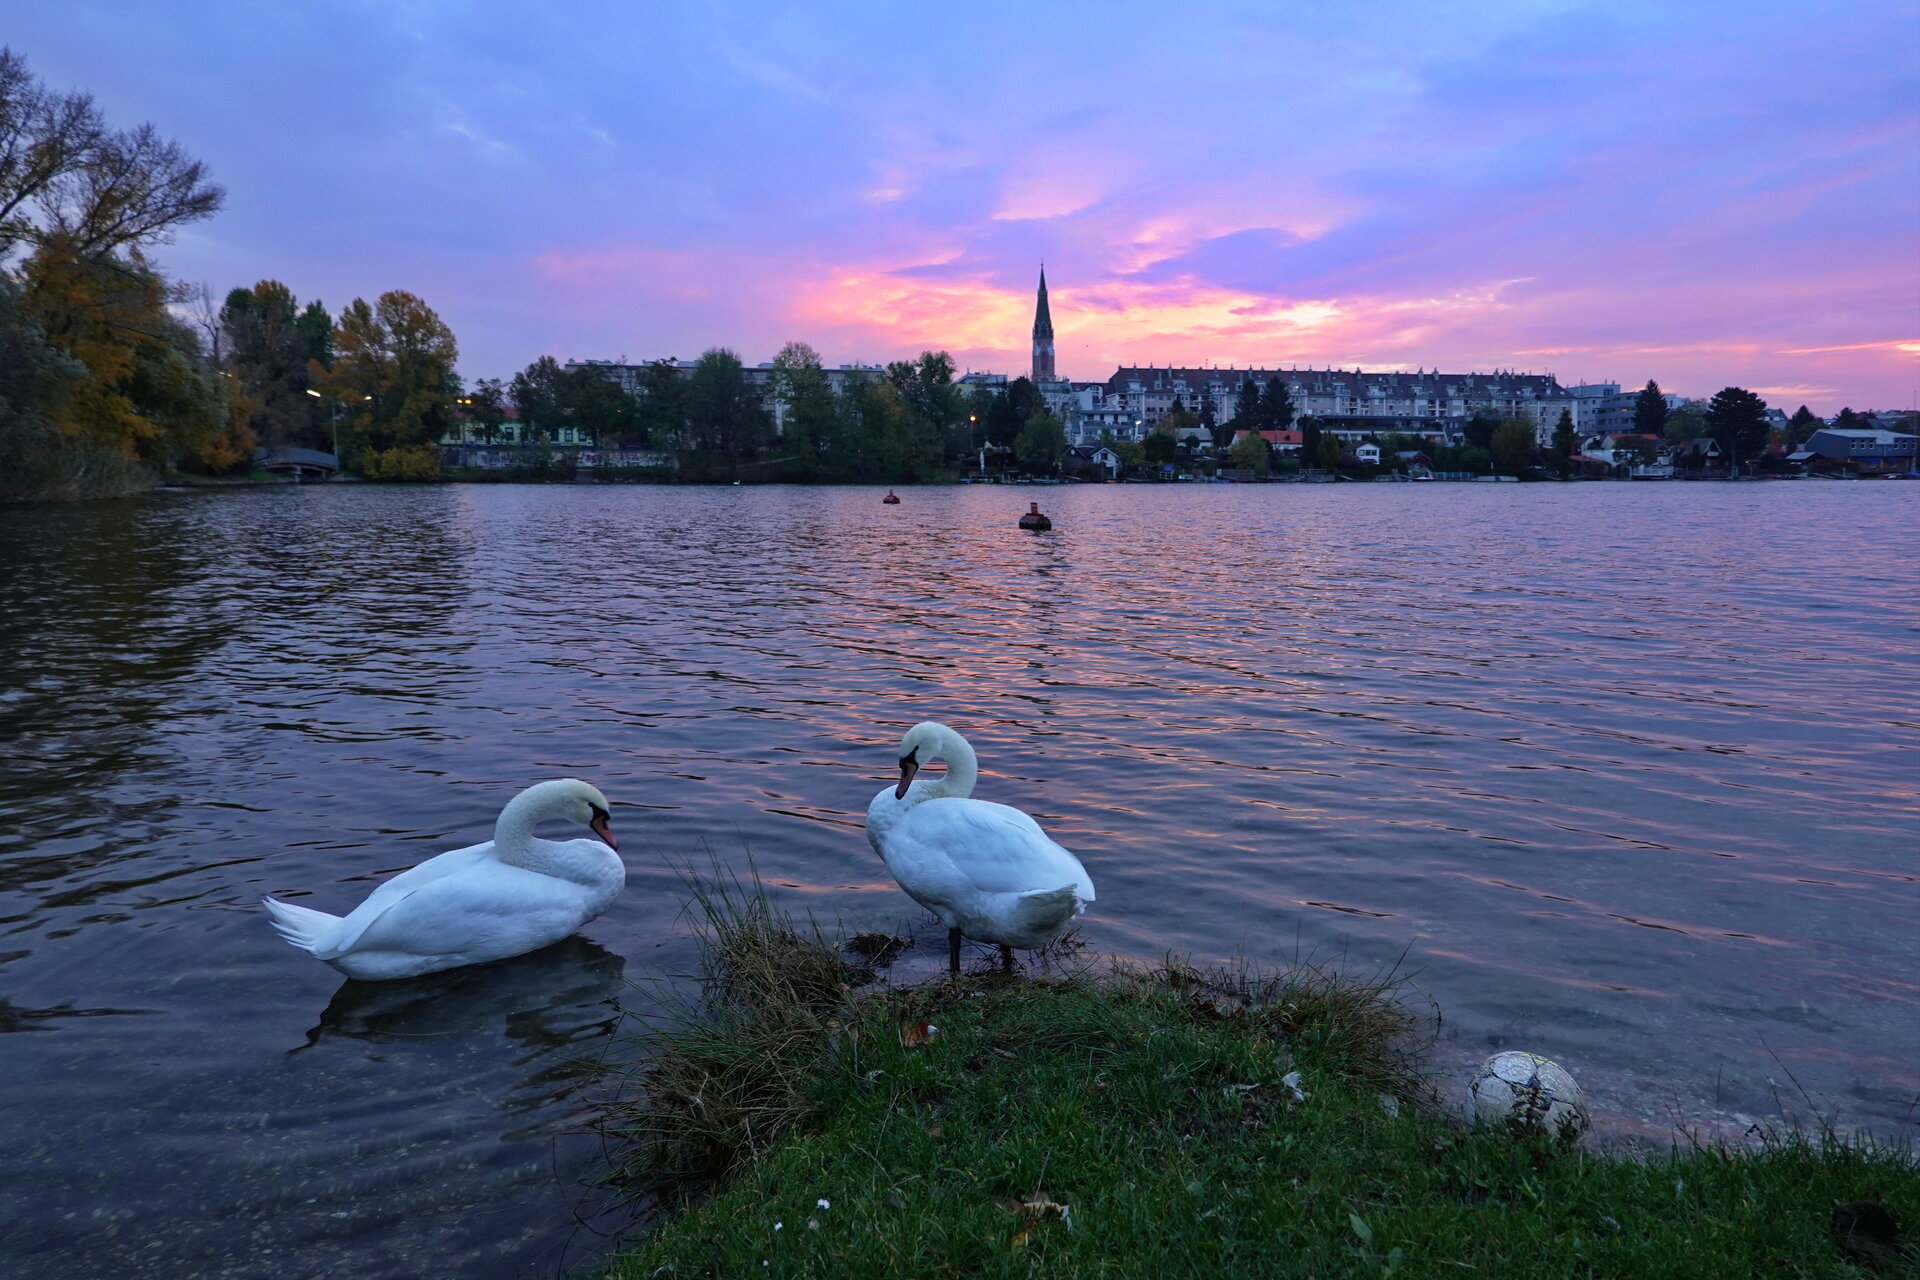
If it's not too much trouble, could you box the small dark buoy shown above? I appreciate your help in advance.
[882,489,901,505]
[1017,501,1052,532]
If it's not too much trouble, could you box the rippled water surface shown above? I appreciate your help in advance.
[3,481,1916,1277]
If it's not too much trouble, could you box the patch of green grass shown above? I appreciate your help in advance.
[602,892,1918,1278]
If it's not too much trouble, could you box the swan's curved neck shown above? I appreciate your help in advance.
[492,788,572,873]
[921,728,979,801]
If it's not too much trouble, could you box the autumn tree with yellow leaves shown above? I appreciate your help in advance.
[0,47,228,498]
[321,291,461,480]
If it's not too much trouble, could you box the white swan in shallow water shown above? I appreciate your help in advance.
[867,722,1095,974]
[261,780,624,981]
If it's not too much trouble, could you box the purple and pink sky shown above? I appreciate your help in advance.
[16,1,1918,411]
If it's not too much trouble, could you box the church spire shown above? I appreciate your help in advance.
[1031,266,1055,383]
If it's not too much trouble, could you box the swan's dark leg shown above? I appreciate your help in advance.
[948,927,962,975]
[999,944,1015,971]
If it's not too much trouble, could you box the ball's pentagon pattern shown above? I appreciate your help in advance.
[1467,1050,1589,1143]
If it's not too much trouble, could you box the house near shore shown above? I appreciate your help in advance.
[1231,429,1303,456]
[1067,444,1122,480]
[1794,428,1918,477]
[1672,436,1729,477]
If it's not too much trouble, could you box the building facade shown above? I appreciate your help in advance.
[1089,365,1578,444]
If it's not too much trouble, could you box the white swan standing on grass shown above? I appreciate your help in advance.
[866,722,1095,974]
[261,780,624,981]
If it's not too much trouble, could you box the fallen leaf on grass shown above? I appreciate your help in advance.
[1000,1191,1074,1246]
[900,1020,938,1047]
[1282,1071,1308,1102]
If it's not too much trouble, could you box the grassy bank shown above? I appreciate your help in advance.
[601,891,1917,1278]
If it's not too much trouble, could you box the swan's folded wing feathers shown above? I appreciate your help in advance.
[321,863,582,962]
[900,798,1093,898]
[341,843,491,921]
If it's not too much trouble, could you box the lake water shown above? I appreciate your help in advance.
[2,480,1916,1277]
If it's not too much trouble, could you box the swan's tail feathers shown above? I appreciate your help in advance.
[1013,884,1085,936]
[261,897,342,955]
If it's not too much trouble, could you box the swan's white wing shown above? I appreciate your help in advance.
[896,798,1094,900]
[310,842,493,959]
[320,861,591,964]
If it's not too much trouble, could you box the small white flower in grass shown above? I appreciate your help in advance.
[816,1198,831,1210]
[1281,1071,1307,1102]
[773,1221,783,1232]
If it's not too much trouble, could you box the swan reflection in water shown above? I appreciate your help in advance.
[295,935,627,1060]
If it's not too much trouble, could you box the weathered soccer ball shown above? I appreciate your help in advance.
[1467,1051,1589,1143]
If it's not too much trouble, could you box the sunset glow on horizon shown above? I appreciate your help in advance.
[14,0,1916,411]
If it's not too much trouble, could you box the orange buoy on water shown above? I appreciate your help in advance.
[883,489,901,504]
[1018,501,1052,532]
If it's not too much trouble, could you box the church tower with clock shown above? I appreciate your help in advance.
[1031,266,1056,383]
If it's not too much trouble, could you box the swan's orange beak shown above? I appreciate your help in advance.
[590,808,617,850]
[895,755,919,800]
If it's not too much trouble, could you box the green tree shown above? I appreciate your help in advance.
[635,359,688,450]
[771,340,837,477]
[1551,408,1576,479]
[1264,375,1295,430]
[883,351,954,467]
[1831,406,1865,431]
[509,355,567,443]
[1633,380,1668,437]
[326,290,459,466]
[1143,425,1178,471]
[22,247,226,472]
[221,280,331,451]
[1300,414,1322,469]
[836,378,933,481]
[981,376,1044,447]
[1614,434,1659,466]
[1236,378,1262,428]
[0,273,87,496]
[1315,433,1341,473]
[1015,411,1066,474]
[1705,386,1768,469]
[1198,384,1216,430]
[1786,405,1821,446]
[684,347,771,465]
[1663,400,1708,447]
[1490,418,1534,475]
[1160,401,1199,439]
[1229,428,1271,477]
[1464,409,1502,451]
[561,366,637,449]
[467,377,507,442]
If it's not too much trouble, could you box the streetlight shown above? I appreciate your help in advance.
[305,388,341,464]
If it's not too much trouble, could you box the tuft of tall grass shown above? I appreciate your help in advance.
[604,871,870,1204]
